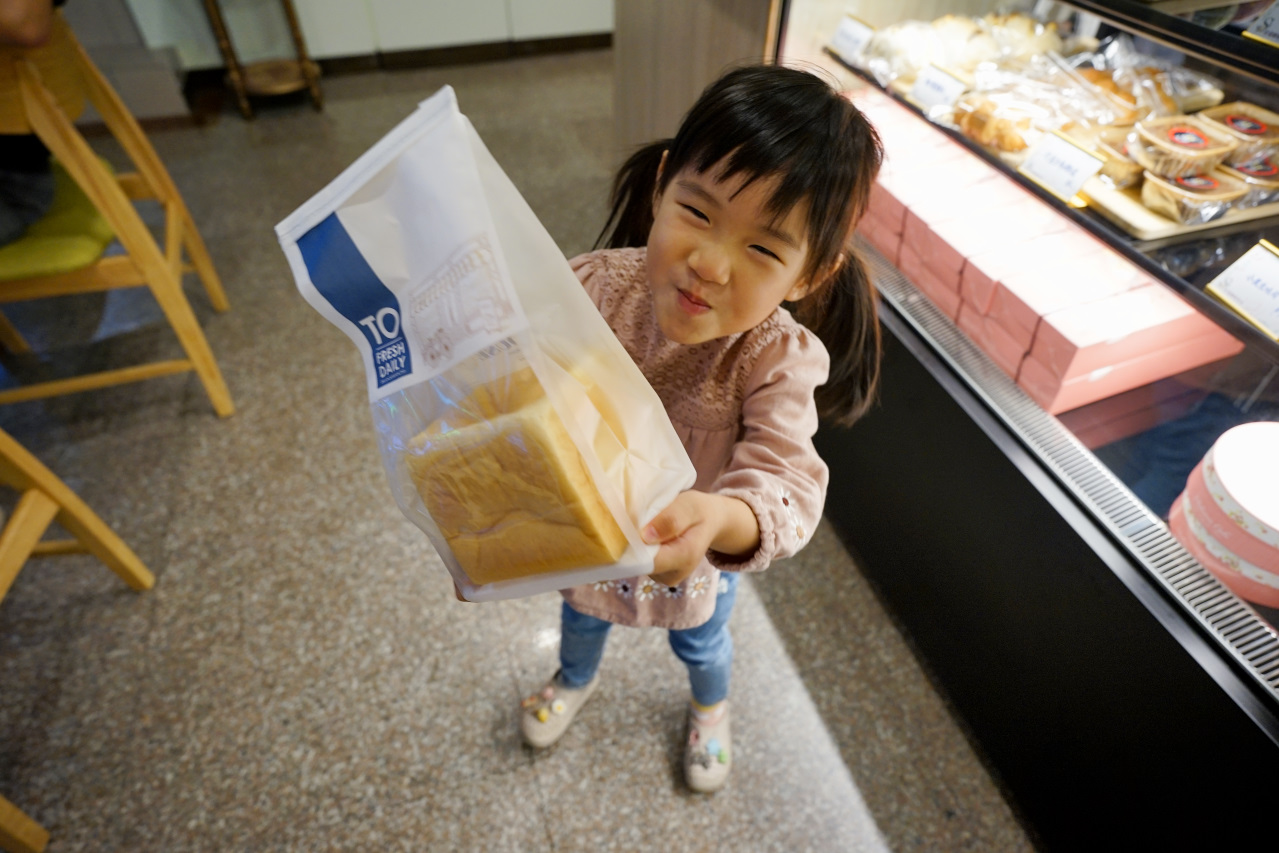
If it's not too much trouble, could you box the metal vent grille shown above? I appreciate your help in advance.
[860,241,1279,701]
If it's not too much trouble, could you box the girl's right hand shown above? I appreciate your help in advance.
[644,490,759,586]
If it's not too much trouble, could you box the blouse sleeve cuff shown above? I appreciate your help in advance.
[705,487,775,573]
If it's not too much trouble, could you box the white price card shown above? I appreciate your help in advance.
[1206,240,1279,341]
[1017,131,1105,204]
[1244,1,1279,48]
[830,15,875,64]
[906,64,968,112]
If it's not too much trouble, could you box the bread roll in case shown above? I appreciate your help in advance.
[405,367,627,586]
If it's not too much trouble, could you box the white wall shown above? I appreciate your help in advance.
[509,0,613,40]
[292,0,379,59]
[125,0,611,70]
[367,0,508,52]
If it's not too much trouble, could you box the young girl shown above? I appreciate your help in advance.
[518,64,883,793]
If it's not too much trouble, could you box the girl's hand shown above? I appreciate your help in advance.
[643,490,759,587]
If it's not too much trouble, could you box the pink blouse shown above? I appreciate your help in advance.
[561,247,830,629]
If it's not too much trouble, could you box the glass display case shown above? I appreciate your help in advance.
[772,0,1279,846]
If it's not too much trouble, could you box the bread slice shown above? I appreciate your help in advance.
[406,368,627,585]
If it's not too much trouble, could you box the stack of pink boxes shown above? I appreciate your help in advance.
[1056,376,1208,449]
[850,89,1244,419]
[1168,422,1279,609]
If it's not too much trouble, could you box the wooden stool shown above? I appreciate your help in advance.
[202,0,323,119]
[0,425,154,853]
[0,14,235,417]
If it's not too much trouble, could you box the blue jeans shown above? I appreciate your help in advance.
[558,571,740,706]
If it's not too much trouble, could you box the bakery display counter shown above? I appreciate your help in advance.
[778,0,1279,622]
[774,0,1279,846]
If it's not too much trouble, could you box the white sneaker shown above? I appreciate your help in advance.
[519,670,599,749]
[685,700,731,792]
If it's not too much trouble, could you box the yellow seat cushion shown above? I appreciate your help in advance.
[0,159,115,282]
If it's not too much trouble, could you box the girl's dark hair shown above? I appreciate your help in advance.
[597,64,884,426]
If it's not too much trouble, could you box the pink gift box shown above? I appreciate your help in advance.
[961,229,1118,315]
[986,249,1153,347]
[956,302,1025,378]
[899,243,961,319]
[857,216,901,265]
[900,241,958,291]
[918,202,1073,287]
[1030,285,1227,382]
[878,167,989,231]
[1017,331,1243,414]
[1066,388,1205,449]
[1057,374,1211,449]
[901,177,1035,255]
[868,182,906,236]
[900,237,964,292]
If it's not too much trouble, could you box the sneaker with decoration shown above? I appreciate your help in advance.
[519,670,599,749]
[684,699,731,792]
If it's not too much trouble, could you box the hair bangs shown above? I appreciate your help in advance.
[659,68,879,282]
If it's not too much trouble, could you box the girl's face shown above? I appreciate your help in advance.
[646,161,814,345]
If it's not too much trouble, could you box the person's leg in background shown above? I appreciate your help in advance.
[0,169,55,247]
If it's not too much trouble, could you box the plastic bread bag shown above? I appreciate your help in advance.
[275,87,696,602]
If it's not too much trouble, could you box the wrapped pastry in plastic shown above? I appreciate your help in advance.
[1218,156,1279,207]
[984,12,1063,60]
[1091,126,1144,188]
[952,57,1134,155]
[1066,35,1223,116]
[861,11,1059,87]
[1198,101,1279,166]
[1140,169,1248,224]
[276,87,696,601]
[1126,116,1238,179]
[954,92,1048,152]
[862,20,981,87]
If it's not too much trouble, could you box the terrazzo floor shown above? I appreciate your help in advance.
[0,49,1036,852]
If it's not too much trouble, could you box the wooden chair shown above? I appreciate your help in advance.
[0,14,234,417]
[0,794,48,853]
[0,425,154,853]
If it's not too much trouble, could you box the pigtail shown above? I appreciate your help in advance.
[595,140,671,250]
[794,248,881,427]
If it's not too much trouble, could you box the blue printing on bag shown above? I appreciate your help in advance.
[296,212,412,387]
